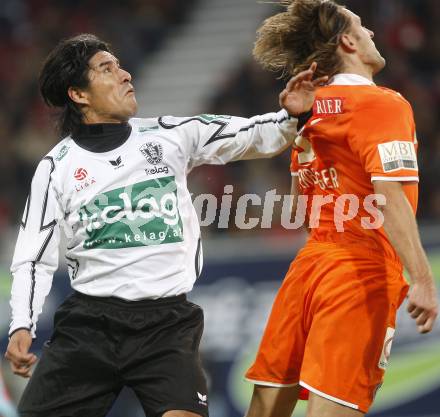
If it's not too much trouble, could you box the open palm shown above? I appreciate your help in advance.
[279,62,328,116]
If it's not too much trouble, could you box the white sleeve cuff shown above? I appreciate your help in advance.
[371,176,419,183]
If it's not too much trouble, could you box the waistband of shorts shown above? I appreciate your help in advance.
[304,238,403,269]
[71,291,187,309]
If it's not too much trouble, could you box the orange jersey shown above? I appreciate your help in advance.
[290,75,418,260]
[248,76,414,411]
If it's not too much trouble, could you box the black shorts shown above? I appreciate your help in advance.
[18,292,208,417]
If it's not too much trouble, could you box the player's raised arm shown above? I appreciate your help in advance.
[348,93,438,334]
[160,63,327,169]
[5,157,61,377]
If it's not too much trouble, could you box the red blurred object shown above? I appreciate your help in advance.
[299,387,309,400]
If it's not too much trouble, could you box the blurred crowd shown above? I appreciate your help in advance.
[1,0,439,237]
[200,0,440,235]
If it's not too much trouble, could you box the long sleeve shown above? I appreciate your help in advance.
[158,110,298,170]
[9,156,61,338]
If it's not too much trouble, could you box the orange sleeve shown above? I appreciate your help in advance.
[348,93,418,182]
[290,148,299,176]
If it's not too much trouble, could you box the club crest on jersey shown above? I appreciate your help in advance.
[313,97,344,116]
[140,142,163,165]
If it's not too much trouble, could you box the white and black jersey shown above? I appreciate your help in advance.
[10,110,299,337]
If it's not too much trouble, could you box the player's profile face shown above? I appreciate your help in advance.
[82,50,138,123]
[342,8,386,75]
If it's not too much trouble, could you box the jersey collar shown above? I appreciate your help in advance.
[328,73,375,86]
[72,122,132,153]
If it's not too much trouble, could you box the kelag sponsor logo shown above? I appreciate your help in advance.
[78,176,183,249]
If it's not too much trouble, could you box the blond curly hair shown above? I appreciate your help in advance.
[254,0,351,79]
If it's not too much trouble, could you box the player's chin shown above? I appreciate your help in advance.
[373,56,386,75]
[126,97,138,117]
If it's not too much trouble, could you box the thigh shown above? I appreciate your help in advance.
[163,412,204,417]
[245,257,311,386]
[245,385,301,417]
[306,392,364,417]
[123,301,209,417]
[300,258,408,413]
[19,296,122,417]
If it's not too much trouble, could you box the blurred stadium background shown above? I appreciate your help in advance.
[0,0,439,416]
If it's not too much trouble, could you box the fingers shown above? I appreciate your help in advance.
[415,311,428,326]
[407,303,423,319]
[312,75,329,87]
[278,89,289,108]
[5,345,34,364]
[419,315,436,334]
[10,361,34,378]
[286,72,312,92]
[407,301,438,334]
[285,64,316,92]
[285,63,328,94]
[7,352,36,378]
[5,341,37,378]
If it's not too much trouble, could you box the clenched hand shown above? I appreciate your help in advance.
[5,329,37,378]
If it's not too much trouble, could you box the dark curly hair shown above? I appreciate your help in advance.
[253,0,351,79]
[39,34,112,138]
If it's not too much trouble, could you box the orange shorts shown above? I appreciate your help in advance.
[245,241,409,413]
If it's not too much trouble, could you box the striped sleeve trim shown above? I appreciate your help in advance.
[9,327,31,339]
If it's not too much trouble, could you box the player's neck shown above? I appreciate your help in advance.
[82,110,129,124]
[339,62,374,83]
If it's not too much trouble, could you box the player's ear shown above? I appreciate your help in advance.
[340,32,357,53]
[68,86,90,106]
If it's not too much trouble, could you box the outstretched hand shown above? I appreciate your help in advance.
[279,62,328,116]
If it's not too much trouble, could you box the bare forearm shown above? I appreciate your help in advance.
[376,181,438,333]
[375,182,431,284]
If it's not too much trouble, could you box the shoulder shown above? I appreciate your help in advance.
[354,86,413,114]
[45,138,72,161]
[36,138,75,178]
[40,138,70,165]
[129,115,197,134]
[128,117,160,132]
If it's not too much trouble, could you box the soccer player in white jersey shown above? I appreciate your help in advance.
[4,34,326,417]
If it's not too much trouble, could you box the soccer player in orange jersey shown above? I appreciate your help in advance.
[244,1,438,417]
